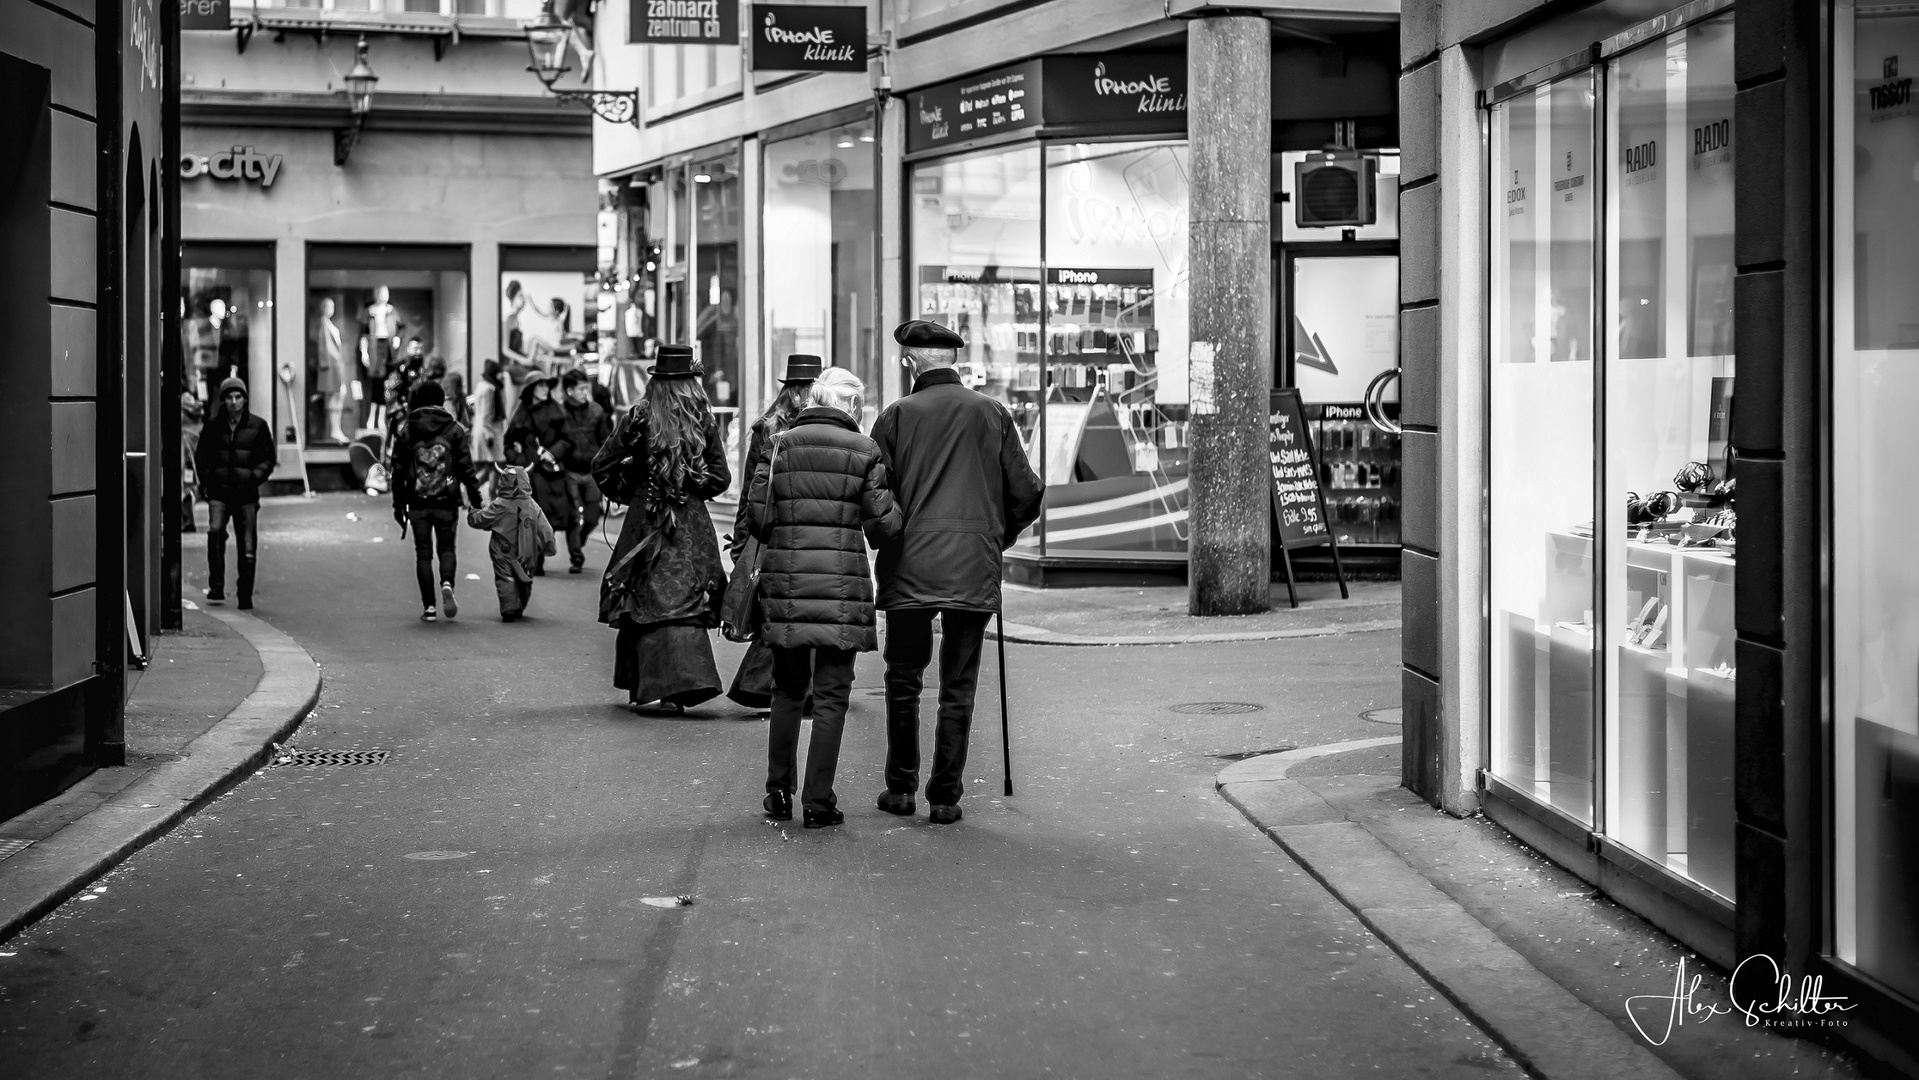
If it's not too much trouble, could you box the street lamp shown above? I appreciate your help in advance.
[522,0,639,126]
[334,35,379,166]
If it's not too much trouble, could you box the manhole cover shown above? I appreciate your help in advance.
[270,749,391,768]
[1169,702,1266,715]
[0,838,33,862]
[1361,707,1403,725]
[403,851,471,861]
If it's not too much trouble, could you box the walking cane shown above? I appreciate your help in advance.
[997,610,1013,797]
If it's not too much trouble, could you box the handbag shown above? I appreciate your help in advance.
[720,438,779,643]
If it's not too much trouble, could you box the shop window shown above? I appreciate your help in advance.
[763,118,879,421]
[1601,14,1736,898]
[908,144,1043,528]
[181,243,275,425]
[306,245,468,446]
[1039,141,1191,560]
[1833,0,1919,1002]
[500,247,598,376]
[1486,74,1599,824]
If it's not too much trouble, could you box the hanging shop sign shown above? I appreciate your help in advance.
[905,53,1187,155]
[629,0,739,45]
[749,4,866,72]
[1043,53,1186,130]
[180,147,284,189]
[180,0,230,30]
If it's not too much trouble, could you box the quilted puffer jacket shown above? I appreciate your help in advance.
[739,407,903,652]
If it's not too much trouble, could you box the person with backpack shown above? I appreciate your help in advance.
[392,381,482,622]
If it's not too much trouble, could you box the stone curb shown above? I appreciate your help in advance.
[1218,740,1685,1080]
[991,617,1401,647]
[0,608,322,944]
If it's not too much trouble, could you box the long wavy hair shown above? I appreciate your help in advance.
[758,381,811,440]
[633,375,713,568]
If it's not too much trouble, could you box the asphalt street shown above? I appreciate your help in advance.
[0,494,1517,1079]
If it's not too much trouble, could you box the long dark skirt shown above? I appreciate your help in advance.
[615,622,721,707]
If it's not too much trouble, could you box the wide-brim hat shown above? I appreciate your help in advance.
[893,319,965,349]
[648,343,702,379]
[780,354,824,383]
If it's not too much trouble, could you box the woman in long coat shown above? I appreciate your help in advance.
[724,354,822,710]
[591,345,732,711]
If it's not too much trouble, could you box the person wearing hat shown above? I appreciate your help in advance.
[504,368,572,574]
[725,353,825,712]
[391,380,482,621]
[591,344,734,711]
[870,321,1044,824]
[192,376,276,609]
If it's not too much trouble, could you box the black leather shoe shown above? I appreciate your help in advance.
[803,807,844,829]
[763,791,792,821]
[877,791,916,817]
[928,804,963,825]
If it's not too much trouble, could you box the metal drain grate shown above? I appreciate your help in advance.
[0,837,34,862]
[270,749,390,768]
[1169,701,1266,715]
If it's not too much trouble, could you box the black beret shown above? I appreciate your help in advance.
[893,320,965,349]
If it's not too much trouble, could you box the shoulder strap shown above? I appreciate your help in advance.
[759,436,781,518]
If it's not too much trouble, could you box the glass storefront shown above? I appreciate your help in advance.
[908,139,1192,562]
[763,115,879,421]
[181,243,275,414]
[1485,8,1737,898]
[306,244,468,444]
[1833,0,1919,1003]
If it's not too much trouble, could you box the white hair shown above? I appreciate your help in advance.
[809,366,865,415]
[903,345,958,368]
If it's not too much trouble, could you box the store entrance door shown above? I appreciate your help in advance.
[1279,249,1402,553]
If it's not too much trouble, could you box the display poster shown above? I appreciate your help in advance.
[181,0,229,30]
[1268,389,1331,548]
[904,61,1043,154]
[1040,401,1092,486]
[750,4,865,72]
[1042,53,1186,131]
[502,272,590,369]
[1290,255,1399,403]
[629,0,739,45]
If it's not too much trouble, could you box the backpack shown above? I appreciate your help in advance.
[411,439,455,500]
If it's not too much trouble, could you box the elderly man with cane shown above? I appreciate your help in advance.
[872,321,1045,825]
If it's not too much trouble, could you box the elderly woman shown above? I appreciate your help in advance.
[737,367,902,828]
[591,344,732,711]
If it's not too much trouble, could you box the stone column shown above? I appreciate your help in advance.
[1187,16,1273,616]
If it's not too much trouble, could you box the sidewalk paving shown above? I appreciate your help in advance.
[998,579,1401,645]
[0,604,321,943]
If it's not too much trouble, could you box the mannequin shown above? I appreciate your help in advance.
[317,297,350,443]
[364,284,402,433]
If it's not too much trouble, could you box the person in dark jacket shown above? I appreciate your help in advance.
[590,344,733,711]
[870,320,1045,824]
[558,367,613,573]
[504,370,571,575]
[391,381,482,621]
[738,368,901,828]
[192,376,276,609]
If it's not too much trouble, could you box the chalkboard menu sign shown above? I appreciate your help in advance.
[1269,389,1331,549]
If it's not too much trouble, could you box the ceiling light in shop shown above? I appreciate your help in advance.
[693,173,712,183]
[859,135,873,143]
[837,140,855,148]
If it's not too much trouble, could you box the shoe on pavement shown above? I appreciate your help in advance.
[568,563,584,575]
[421,607,438,622]
[237,597,254,611]
[501,612,520,623]
[763,791,793,821]
[877,791,916,817]
[441,582,458,619]
[204,588,224,604]
[928,804,962,825]
[803,807,844,829]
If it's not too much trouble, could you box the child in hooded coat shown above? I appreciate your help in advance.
[467,466,557,621]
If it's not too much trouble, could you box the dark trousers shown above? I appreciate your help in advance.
[409,508,459,608]
[563,469,602,565]
[767,645,856,813]
[530,469,570,570]
[206,500,259,601]
[883,609,992,806]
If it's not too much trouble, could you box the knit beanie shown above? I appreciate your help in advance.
[218,376,247,398]
[410,381,446,410]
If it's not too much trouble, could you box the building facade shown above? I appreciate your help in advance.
[0,0,175,820]
[1399,0,1919,1069]
[585,0,1404,578]
[181,1,595,488]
